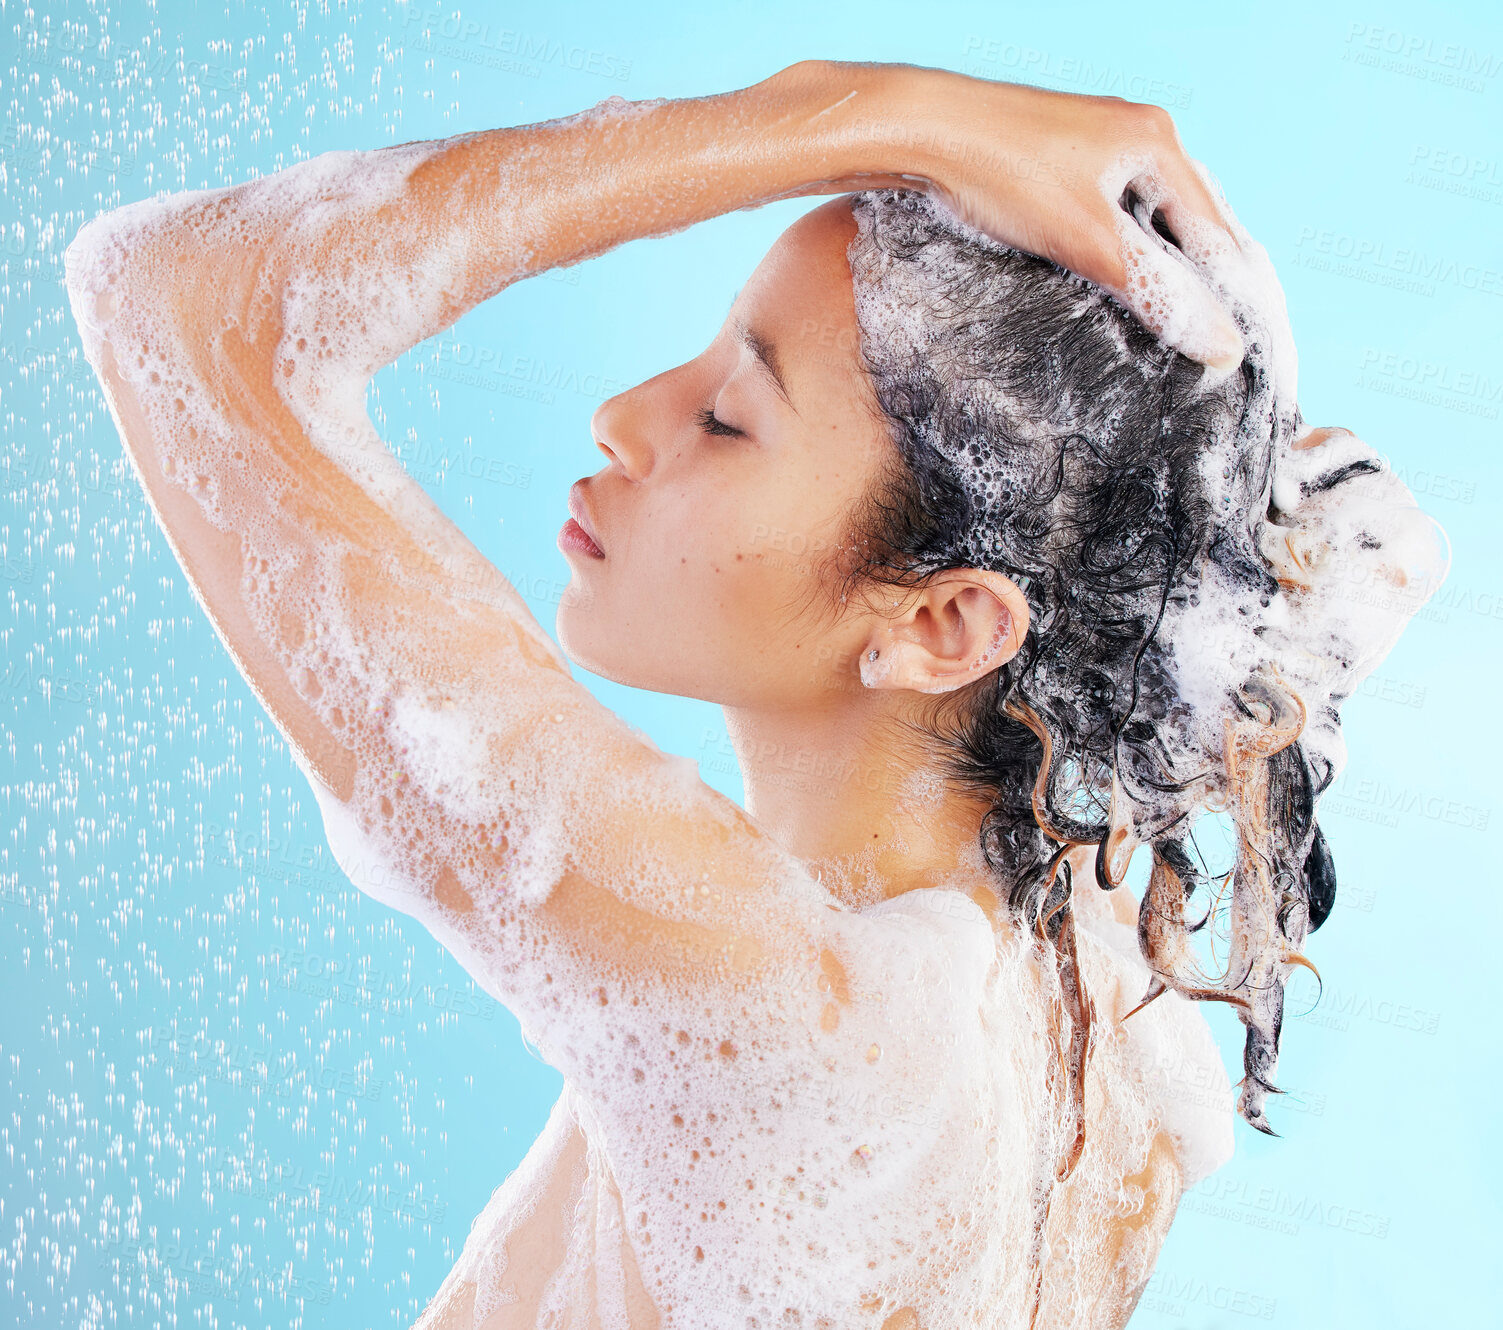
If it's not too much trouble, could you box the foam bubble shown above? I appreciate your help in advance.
[1097,153,1244,374]
[843,182,1444,1141]
[65,134,1433,1327]
[433,882,1232,1328]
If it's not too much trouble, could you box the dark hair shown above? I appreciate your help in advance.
[833,188,1357,1169]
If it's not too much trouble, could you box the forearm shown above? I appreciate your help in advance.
[69,61,929,384]
[54,61,929,814]
[392,58,928,303]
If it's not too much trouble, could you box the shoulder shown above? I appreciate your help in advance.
[851,886,1000,1008]
[1072,895,1237,1189]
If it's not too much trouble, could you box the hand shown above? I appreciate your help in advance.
[834,61,1249,369]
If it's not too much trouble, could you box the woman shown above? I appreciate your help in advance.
[63,59,1442,1330]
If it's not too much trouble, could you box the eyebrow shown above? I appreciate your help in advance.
[732,317,797,415]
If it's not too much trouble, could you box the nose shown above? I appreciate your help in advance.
[589,387,657,482]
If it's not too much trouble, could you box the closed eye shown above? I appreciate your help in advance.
[696,405,745,439]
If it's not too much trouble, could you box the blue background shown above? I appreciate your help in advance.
[2,1,1498,1326]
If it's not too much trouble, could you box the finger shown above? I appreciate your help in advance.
[1149,157,1299,400]
[1182,157,1248,242]
[1110,154,1243,301]
[1099,207,1243,371]
[1097,118,1241,266]
[1151,154,1243,264]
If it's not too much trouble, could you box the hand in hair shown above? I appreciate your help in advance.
[790,60,1248,368]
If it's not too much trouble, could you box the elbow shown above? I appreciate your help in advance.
[64,209,116,290]
[63,212,122,348]
[64,195,211,350]
[63,202,157,350]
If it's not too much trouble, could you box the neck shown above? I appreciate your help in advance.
[721,698,1001,913]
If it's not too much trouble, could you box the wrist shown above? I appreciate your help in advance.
[758,59,948,197]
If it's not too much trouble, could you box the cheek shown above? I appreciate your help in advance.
[631,483,814,634]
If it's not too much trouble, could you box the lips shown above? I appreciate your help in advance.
[563,480,606,558]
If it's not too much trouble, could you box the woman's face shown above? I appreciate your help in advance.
[555,197,894,708]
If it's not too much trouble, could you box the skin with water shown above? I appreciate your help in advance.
[60,59,1440,1329]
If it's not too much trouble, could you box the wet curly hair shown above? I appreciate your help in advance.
[832,187,1345,1167]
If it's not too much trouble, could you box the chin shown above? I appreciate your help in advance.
[556,605,636,687]
[553,602,597,672]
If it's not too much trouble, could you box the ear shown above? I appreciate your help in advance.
[859,569,1030,695]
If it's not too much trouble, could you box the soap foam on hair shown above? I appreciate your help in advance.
[62,120,1441,1326]
[843,179,1446,1141]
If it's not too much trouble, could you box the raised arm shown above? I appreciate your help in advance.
[61,59,1244,1087]
[61,60,932,807]
[60,60,979,1061]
